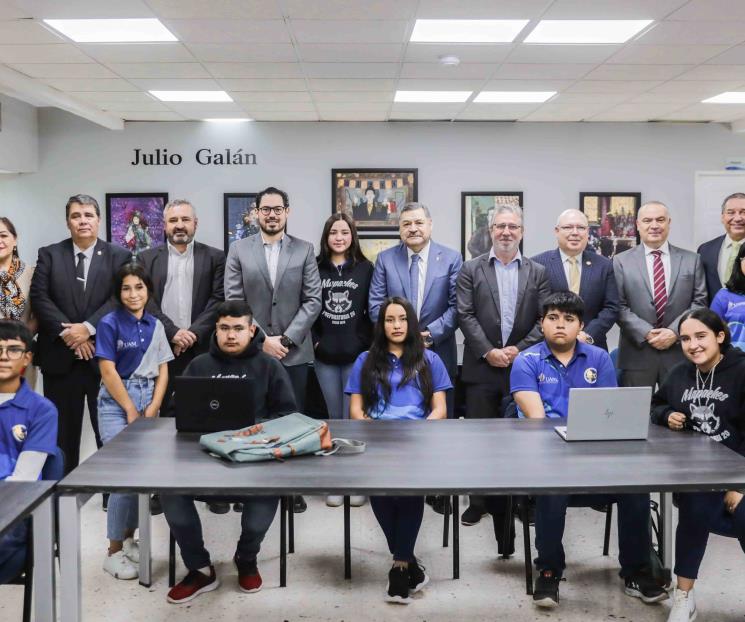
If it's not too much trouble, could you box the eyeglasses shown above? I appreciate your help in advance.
[257,206,286,216]
[558,225,588,233]
[490,223,521,232]
[0,346,27,360]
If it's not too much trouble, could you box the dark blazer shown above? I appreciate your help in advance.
[30,238,131,375]
[456,253,551,385]
[137,242,226,348]
[697,234,725,304]
[531,248,619,350]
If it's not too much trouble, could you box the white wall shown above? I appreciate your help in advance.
[4,108,745,265]
[0,94,37,174]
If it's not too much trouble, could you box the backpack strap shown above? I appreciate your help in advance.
[316,438,366,456]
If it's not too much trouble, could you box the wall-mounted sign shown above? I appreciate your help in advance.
[130,148,257,166]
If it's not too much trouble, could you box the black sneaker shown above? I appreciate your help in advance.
[461,505,486,526]
[233,503,243,513]
[408,560,429,593]
[207,502,230,514]
[102,493,109,512]
[385,565,411,604]
[624,571,669,603]
[293,495,307,513]
[150,495,163,516]
[533,570,560,608]
[425,496,451,515]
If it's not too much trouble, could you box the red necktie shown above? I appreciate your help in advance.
[651,250,667,327]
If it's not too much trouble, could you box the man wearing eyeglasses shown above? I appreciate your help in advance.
[224,187,321,514]
[456,205,550,539]
[532,209,619,351]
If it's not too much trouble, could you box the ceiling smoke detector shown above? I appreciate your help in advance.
[438,55,461,67]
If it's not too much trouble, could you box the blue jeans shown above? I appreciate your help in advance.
[314,360,353,419]
[98,378,154,541]
[535,493,651,578]
[0,521,27,584]
[674,491,745,579]
[369,496,424,562]
[161,495,279,571]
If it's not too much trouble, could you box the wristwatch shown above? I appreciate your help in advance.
[423,333,434,348]
[280,334,294,348]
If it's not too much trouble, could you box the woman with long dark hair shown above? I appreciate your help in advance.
[710,242,745,350]
[345,297,451,604]
[651,308,745,621]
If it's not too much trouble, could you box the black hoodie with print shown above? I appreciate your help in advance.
[651,345,745,457]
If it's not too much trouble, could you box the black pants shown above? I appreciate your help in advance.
[284,363,309,412]
[369,496,424,562]
[43,361,102,473]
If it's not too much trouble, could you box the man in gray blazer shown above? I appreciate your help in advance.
[456,205,551,535]
[613,201,707,388]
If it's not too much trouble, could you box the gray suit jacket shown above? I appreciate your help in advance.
[224,233,322,366]
[613,243,707,370]
[456,253,551,385]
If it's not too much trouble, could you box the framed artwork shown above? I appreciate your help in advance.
[580,192,641,258]
[359,234,400,264]
[224,192,259,251]
[461,191,523,260]
[332,168,418,230]
[106,193,168,257]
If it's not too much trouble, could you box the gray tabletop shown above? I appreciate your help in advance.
[0,480,56,537]
[58,418,745,496]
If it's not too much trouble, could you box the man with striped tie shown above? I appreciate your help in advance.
[613,201,707,388]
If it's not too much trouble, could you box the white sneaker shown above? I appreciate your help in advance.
[668,588,698,622]
[103,550,139,580]
[350,496,367,507]
[326,495,344,507]
[122,537,140,564]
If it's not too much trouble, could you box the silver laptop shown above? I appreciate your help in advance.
[555,386,652,441]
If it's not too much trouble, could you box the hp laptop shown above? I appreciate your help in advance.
[174,377,255,433]
[555,386,652,441]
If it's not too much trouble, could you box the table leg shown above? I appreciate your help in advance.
[288,497,295,554]
[660,492,673,570]
[59,494,82,622]
[32,496,56,622]
[138,494,152,587]
[452,495,460,580]
[279,496,287,588]
[343,496,351,580]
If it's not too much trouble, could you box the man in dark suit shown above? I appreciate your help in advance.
[697,192,745,304]
[532,209,619,350]
[30,194,131,472]
[456,205,551,536]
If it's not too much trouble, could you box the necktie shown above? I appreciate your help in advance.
[724,240,743,283]
[651,250,667,328]
[409,253,420,316]
[567,256,580,294]
[75,252,86,293]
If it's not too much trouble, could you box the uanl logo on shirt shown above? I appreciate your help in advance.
[116,339,139,351]
[538,373,559,384]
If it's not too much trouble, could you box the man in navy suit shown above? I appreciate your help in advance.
[697,192,745,304]
[532,209,619,350]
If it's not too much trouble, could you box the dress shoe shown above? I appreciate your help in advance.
[293,495,307,513]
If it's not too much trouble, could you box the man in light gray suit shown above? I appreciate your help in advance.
[613,201,707,388]
[225,186,322,512]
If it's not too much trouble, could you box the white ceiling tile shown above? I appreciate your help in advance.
[491,63,595,80]
[583,64,691,80]
[218,78,308,90]
[542,0,688,19]
[0,4,32,18]
[100,101,170,112]
[458,103,541,119]
[310,78,396,91]
[9,63,118,79]
[388,112,455,119]
[315,102,391,111]
[303,63,399,79]
[629,92,704,104]
[399,62,496,79]
[251,111,319,120]
[658,103,745,121]
[482,79,574,91]
[284,0,417,19]
[588,103,687,121]
[163,101,243,114]
[145,0,282,19]
[123,112,185,121]
[313,91,394,102]
[107,63,211,79]
[241,102,317,112]
[0,44,93,63]
[565,80,662,93]
[299,44,403,63]
[706,45,745,65]
[204,63,304,79]
[78,43,195,64]
[549,92,632,104]
[43,77,137,91]
[291,20,409,44]
[668,0,745,21]
[648,80,744,96]
[405,43,513,64]
[230,91,312,102]
[674,65,745,81]
[164,19,290,43]
[507,44,620,64]
[522,103,612,121]
[415,0,551,19]
[395,78,483,91]
[15,0,155,18]
[68,91,159,103]
[637,21,745,45]
[128,77,222,90]
[608,45,729,65]
[188,43,297,62]
[320,111,388,121]
[0,20,64,44]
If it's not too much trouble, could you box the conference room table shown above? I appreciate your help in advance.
[0,480,57,622]
[57,417,745,622]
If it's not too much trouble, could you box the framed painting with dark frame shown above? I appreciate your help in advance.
[358,234,400,265]
[332,168,418,231]
[224,192,259,252]
[106,192,168,258]
[579,192,641,259]
[461,191,523,260]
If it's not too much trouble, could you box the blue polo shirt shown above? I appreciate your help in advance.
[0,379,58,480]
[96,308,174,379]
[345,349,452,420]
[510,340,617,419]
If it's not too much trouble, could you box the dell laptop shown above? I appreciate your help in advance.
[174,377,255,433]
[555,386,652,441]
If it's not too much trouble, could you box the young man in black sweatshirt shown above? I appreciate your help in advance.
[162,300,296,605]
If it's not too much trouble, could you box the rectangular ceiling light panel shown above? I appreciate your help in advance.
[703,92,745,103]
[150,90,233,102]
[44,19,177,43]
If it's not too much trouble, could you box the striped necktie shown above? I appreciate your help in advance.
[651,250,667,327]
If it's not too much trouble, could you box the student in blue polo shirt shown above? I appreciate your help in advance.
[0,319,58,584]
[95,263,173,581]
[346,296,451,605]
[510,291,666,609]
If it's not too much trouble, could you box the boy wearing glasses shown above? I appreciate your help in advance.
[0,319,58,583]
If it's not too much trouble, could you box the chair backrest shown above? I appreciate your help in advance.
[41,447,65,481]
